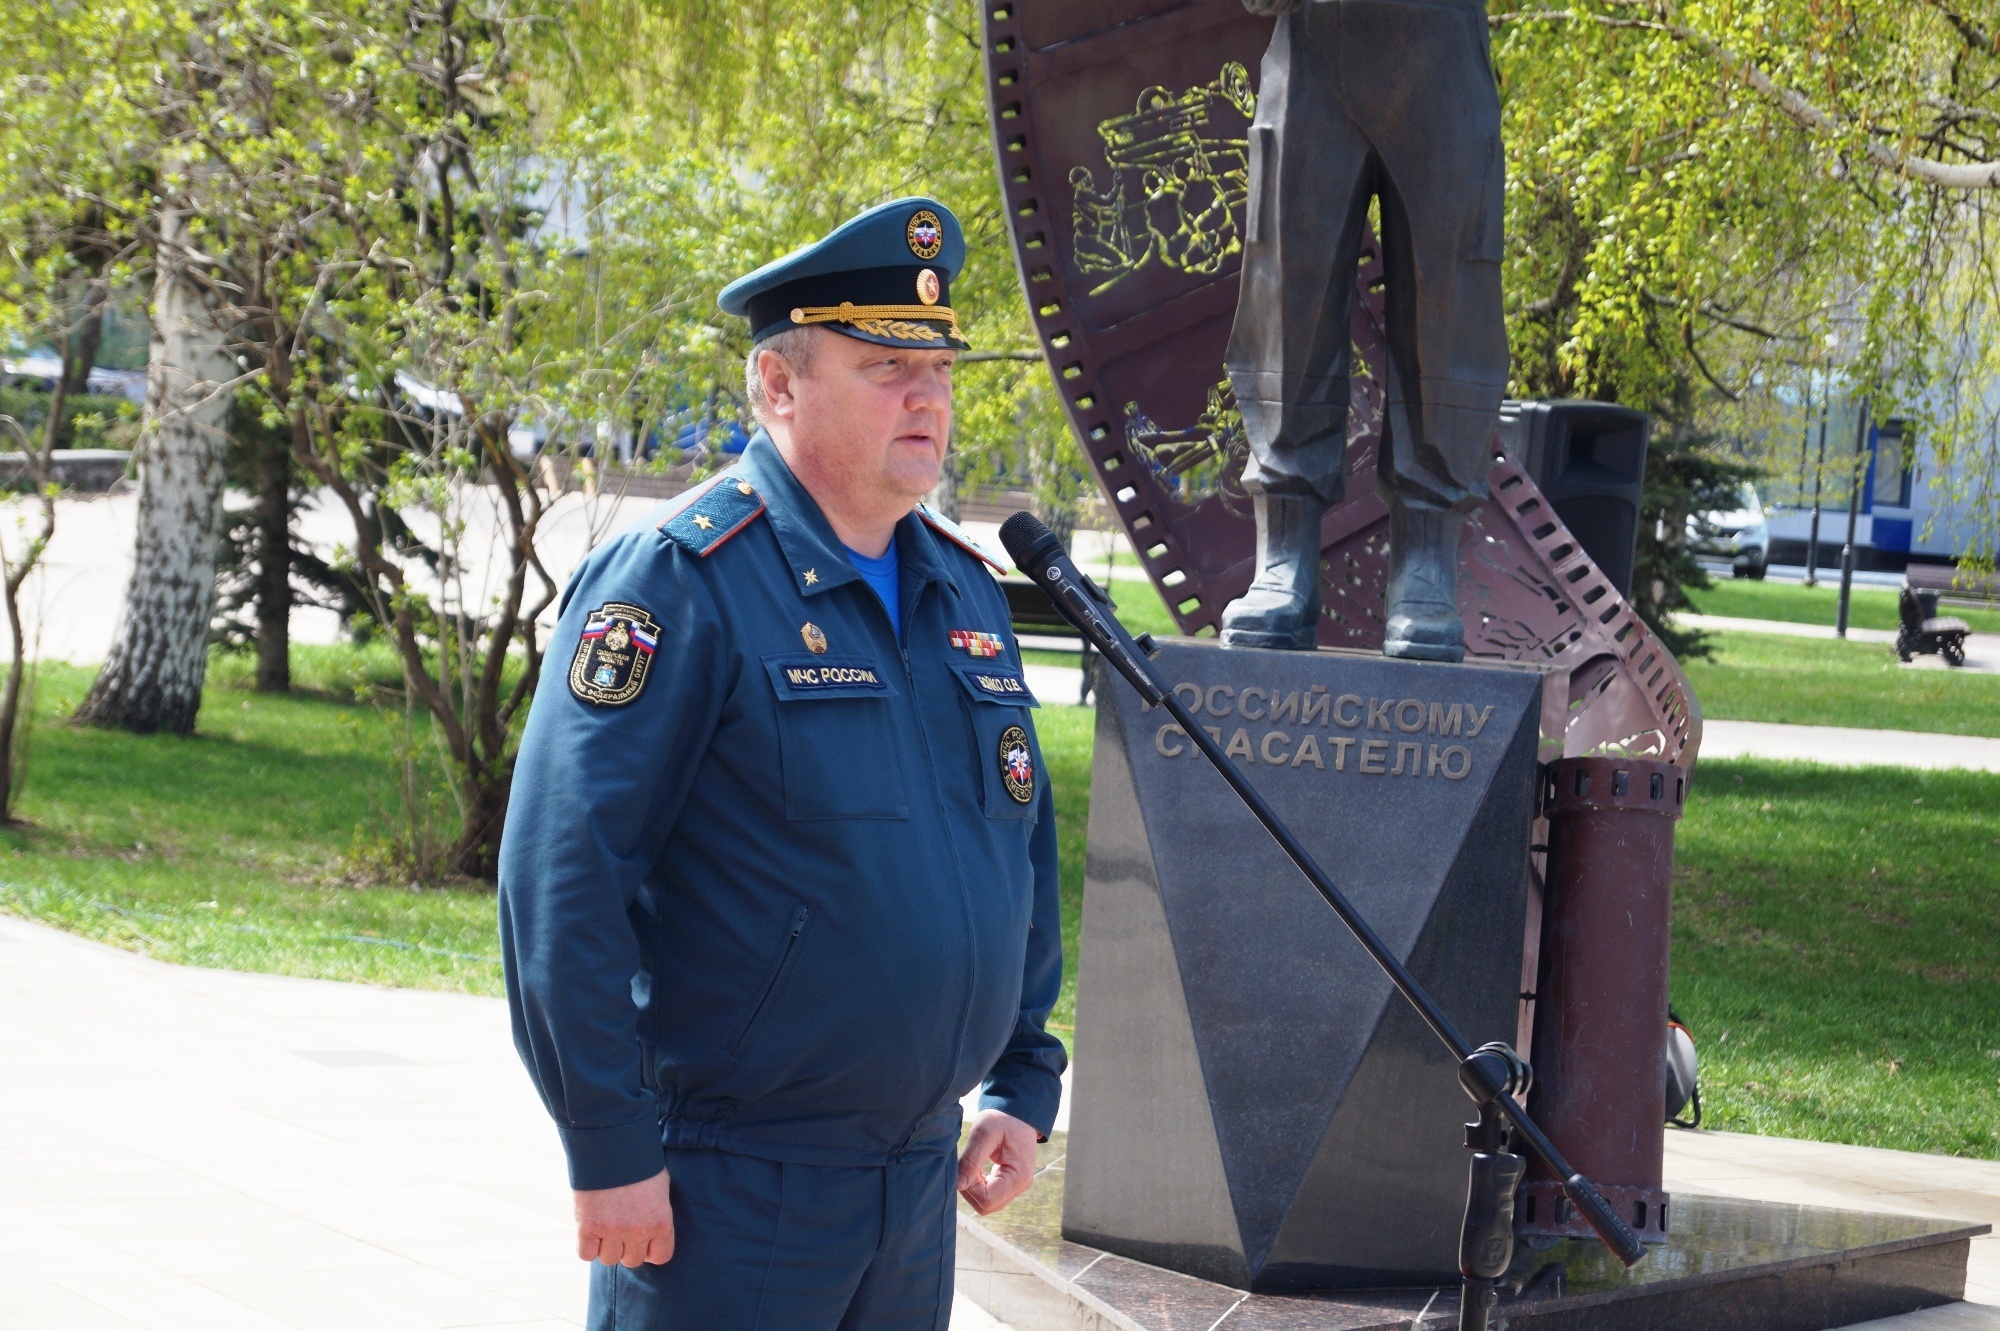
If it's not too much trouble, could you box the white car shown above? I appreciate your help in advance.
[1689,484,1770,579]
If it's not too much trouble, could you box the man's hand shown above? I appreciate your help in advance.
[575,1167,675,1267]
[958,1109,1040,1216]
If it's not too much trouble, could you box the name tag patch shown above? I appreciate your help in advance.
[569,602,659,707]
[765,655,895,700]
[965,668,1031,701]
[782,663,887,690]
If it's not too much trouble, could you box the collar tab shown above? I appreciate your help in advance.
[916,504,1008,575]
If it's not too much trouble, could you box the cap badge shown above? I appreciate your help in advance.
[801,622,829,654]
[915,268,941,306]
[907,209,944,260]
[949,629,1005,659]
[999,724,1036,804]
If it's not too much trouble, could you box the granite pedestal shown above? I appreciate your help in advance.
[1065,640,1551,1290]
[963,1135,1987,1331]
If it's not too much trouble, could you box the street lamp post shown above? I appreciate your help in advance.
[1836,397,1870,638]
[1804,388,1829,588]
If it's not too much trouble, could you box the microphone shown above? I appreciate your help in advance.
[998,511,1166,706]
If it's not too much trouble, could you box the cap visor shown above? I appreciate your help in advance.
[826,322,970,353]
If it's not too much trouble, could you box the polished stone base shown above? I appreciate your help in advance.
[959,1135,1988,1331]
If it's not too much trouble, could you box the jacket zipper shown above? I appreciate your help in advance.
[893,627,982,1155]
[729,905,810,1058]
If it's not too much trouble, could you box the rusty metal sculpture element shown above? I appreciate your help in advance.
[981,0,1700,765]
[1519,756,1688,1244]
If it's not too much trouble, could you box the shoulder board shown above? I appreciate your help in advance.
[658,470,766,557]
[917,504,1007,575]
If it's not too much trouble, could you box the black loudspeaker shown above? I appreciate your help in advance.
[1496,400,1651,598]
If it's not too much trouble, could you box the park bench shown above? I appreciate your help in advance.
[1897,579,1971,667]
[999,576,1104,705]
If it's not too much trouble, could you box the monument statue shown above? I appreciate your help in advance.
[1221,0,1508,660]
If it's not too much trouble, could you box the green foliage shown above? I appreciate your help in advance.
[0,389,137,451]
[1632,429,1759,657]
[1494,0,2000,554]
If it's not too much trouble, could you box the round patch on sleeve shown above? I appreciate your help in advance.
[999,724,1036,804]
[569,603,660,707]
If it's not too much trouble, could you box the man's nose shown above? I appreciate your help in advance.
[906,371,951,413]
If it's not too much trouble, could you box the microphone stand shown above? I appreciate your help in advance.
[999,514,1645,1330]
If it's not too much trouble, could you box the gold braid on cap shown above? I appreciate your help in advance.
[790,301,962,343]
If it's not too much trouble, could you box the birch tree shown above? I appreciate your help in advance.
[1495,0,2000,556]
[73,205,237,732]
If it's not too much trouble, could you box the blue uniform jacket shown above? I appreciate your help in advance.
[498,431,1067,1191]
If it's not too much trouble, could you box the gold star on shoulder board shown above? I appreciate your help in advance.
[803,568,819,586]
[693,514,714,531]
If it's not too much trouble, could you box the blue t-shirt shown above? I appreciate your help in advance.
[845,539,902,639]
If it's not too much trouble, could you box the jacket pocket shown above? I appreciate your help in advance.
[729,905,811,1059]
[950,666,1041,821]
[763,655,908,820]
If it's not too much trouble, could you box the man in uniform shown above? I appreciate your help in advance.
[1219,0,1509,660]
[499,197,1066,1330]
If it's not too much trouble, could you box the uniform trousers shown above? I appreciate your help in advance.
[587,1146,958,1331]
[1226,0,1508,512]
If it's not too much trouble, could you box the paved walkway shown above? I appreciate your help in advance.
[2,915,1994,1329]
[0,914,1004,1330]
[1699,720,2000,772]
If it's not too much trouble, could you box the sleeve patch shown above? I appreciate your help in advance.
[569,603,661,706]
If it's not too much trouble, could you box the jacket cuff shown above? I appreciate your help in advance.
[559,1113,666,1191]
[979,1070,1062,1142]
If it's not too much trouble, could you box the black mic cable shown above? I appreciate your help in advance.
[996,510,1645,1270]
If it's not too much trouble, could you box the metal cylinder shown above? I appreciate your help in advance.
[1517,756,1687,1243]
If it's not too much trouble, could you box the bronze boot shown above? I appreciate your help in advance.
[1383,497,1467,662]
[1220,493,1325,650]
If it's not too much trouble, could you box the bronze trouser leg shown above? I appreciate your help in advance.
[1224,7,1374,508]
[1226,0,1508,512]
[1343,0,1508,509]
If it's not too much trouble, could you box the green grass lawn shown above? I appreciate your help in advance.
[1682,632,2000,736]
[1688,576,2000,634]
[7,646,1998,1161]
[0,657,505,993]
[1674,760,2000,1158]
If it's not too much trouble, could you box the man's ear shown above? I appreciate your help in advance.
[759,348,799,421]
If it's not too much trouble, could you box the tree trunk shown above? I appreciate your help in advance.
[0,373,65,820]
[451,767,512,881]
[74,213,234,735]
[59,283,108,398]
[253,409,297,691]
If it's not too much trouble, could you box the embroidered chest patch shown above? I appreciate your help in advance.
[999,724,1036,805]
[965,669,1032,701]
[569,602,660,707]
[949,629,1006,659]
